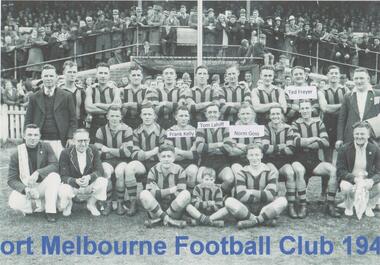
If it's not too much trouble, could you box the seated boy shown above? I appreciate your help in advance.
[186,168,228,227]
[139,144,191,228]
[225,144,287,229]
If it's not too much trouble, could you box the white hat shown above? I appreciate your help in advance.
[289,15,295,20]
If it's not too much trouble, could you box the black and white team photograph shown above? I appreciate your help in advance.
[0,0,380,264]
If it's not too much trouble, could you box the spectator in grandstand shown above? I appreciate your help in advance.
[204,8,217,57]
[94,10,111,63]
[331,33,355,78]
[182,72,192,87]
[215,14,229,57]
[271,17,285,61]
[110,9,124,48]
[177,4,189,26]
[284,15,300,67]
[1,79,23,105]
[147,5,163,56]
[296,22,314,69]
[80,16,97,69]
[25,28,48,79]
[160,9,179,56]
[107,47,125,65]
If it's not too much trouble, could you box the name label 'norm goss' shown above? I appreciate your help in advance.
[229,125,265,138]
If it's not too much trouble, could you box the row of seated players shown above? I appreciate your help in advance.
[89,99,340,221]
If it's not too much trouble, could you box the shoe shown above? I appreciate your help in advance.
[188,218,198,226]
[100,200,112,216]
[144,218,162,228]
[116,201,126,215]
[126,200,137,216]
[62,200,73,217]
[210,220,224,227]
[344,208,354,216]
[365,208,375,217]
[263,218,277,227]
[87,202,101,216]
[298,204,308,219]
[164,216,187,228]
[46,213,57,222]
[326,203,341,218]
[288,203,298,219]
[237,218,258,229]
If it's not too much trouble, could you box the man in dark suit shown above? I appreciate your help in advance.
[58,129,107,217]
[8,124,61,222]
[337,122,380,217]
[24,64,77,147]
[337,68,380,148]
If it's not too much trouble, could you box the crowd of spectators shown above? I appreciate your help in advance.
[1,1,380,84]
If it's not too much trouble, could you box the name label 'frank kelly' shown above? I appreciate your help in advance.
[198,121,230,129]
[166,130,196,138]
[229,125,265,138]
[285,86,317,100]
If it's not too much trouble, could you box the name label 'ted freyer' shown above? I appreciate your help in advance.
[229,125,265,138]
[197,121,230,129]
[285,86,318,100]
[166,130,196,138]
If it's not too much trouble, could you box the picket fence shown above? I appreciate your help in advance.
[0,104,26,141]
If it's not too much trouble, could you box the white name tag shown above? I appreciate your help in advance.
[229,125,265,138]
[166,130,196,138]
[197,121,230,129]
[285,86,318,100]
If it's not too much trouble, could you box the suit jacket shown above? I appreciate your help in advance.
[59,145,104,188]
[8,142,59,194]
[337,89,380,143]
[337,142,380,185]
[24,87,77,145]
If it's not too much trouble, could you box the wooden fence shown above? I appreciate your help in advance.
[0,104,26,141]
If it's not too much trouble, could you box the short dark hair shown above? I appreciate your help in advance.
[96,62,110,70]
[269,105,284,114]
[24,124,40,133]
[175,105,190,115]
[226,64,240,73]
[291,66,305,75]
[327,65,340,73]
[238,102,254,113]
[352,121,371,131]
[201,168,216,179]
[107,105,122,114]
[63,61,77,72]
[42,64,56,73]
[205,102,220,111]
[260,65,275,72]
[354,67,369,76]
[128,63,143,75]
[73,128,90,137]
[140,101,155,111]
[163,65,176,73]
[195,65,208,73]
[159,144,175,153]
[246,143,263,153]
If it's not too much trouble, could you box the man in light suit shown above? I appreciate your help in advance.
[336,68,380,148]
[8,124,61,222]
[58,129,108,216]
[24,64,77,147]
[337,122,380,217]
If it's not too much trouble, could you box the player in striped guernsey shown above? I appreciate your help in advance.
[251,65,287,125]
[186,65,220,126]
[220,65,251,124]
[318,65,348,160]
[94,106,134,216]
[285,66,320,123]
[59,61,86,128]
[165,106,199,191]
[120,63,148,129]
[230,103,262,170]
[291,100,341,218]
[85,62,121,142]
[262,106,298,218]
[195,103,235,194]
[140,144,190,228]
[124,102,166,214]
[146,66,186,129]
[225,144,288,229]
[186,168,228,227]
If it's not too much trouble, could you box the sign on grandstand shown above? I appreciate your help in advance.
[285,86,318,100]
[176,28,197,45]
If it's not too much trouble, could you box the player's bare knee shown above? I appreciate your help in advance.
[225,197,239,213]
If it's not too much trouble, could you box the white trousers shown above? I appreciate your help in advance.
[340,180,380,210]
[57,177,108,213]
[8,173,61,214]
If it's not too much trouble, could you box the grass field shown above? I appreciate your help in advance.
[0,147,379,265]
